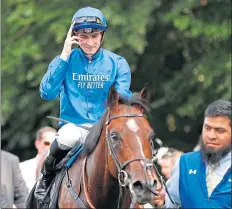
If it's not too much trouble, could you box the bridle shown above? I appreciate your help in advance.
[105,111,155,187]
[104,109,178,208]
[104,109,162,208]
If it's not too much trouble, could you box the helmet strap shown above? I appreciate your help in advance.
[100,32,105,45]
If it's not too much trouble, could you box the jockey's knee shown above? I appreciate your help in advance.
[48,123,92,161]
[56,123,83,149]
[56,122,92,148]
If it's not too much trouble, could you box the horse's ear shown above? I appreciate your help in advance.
[107,85,119,109]
[140,83,151,103]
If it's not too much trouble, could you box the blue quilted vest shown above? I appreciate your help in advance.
[179,151,231,208]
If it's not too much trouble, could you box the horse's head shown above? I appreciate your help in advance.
[106,84,162,205]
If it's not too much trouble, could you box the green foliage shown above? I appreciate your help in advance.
[132,0,231,150]
[1,0,231,159]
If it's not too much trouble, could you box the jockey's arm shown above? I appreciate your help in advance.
[114,57,132,99]
[40,55,69,100]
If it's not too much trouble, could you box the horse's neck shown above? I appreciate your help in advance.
[85,134,120,208]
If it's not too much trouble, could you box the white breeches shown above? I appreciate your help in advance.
[56,123,93,150]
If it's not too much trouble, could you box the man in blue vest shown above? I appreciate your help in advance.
[153,99,231,208]
[34,6,132,201]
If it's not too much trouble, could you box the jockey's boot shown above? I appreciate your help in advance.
[34,139,70,202]
[34,154,57,202]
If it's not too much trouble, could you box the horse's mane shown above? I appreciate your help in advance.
[82,93,151,157]
[82,110,108,157]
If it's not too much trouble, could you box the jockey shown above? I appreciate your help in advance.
[35,6,132,201]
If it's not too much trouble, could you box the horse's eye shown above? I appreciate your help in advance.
[110,132,120,141]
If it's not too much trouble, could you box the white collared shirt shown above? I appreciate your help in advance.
[19,155,41,192]
[206,152,231,196]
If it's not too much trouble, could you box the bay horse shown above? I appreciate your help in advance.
[57,85,162,208]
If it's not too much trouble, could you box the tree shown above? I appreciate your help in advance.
[132,0,231,151]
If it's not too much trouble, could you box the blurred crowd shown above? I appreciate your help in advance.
[1,126,57,208]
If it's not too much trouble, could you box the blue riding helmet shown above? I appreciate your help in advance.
[72,6,107,33]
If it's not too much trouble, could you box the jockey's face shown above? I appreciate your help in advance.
[74,31,103,55]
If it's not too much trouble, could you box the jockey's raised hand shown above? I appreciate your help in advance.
[60,22,81,61]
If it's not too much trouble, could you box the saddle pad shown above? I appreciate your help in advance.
[65,144,83,168]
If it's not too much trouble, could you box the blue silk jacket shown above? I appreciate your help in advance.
[40,48,132,126]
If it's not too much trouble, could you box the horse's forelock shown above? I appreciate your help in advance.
[118,93,151,115]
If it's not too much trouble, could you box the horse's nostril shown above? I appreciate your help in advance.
[132,181,144,193]
[132,179,157,194]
